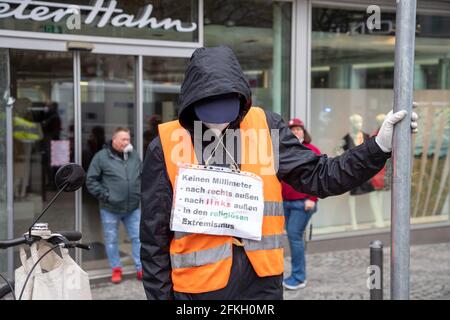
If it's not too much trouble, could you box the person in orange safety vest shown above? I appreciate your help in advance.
[140,46,418,300]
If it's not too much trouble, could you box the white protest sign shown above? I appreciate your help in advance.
[171,164,264,241]
[51,140,70,167]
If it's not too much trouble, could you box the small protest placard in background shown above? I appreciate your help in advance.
[51,140,70,167]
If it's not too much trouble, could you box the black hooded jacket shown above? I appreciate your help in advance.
[140,46,390,300]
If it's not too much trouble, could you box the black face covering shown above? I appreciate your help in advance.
[193,93,240,124]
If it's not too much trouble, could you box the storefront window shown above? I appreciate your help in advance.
[204,0,292,121]
[0,0,199,43]
[142,57,189,155]
[310,2,450,235]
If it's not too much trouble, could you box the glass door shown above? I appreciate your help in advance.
[79,53,137,271]
[4,49,190,275]
[8,49,76,265]
[142,56,189,155]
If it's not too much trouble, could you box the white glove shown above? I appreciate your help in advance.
[375,109,419,153]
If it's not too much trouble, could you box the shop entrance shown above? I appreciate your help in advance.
[5,48,190,274]
[8,49,76,269]
[79,53,189,272]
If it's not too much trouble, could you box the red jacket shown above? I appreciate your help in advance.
[282,142,321,202]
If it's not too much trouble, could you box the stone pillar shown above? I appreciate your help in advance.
[414,63,426,89]
[438,58,450,89]
[329,64,352,89]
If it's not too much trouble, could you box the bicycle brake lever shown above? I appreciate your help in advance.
[75,243,90,251]
[63,242,90,250]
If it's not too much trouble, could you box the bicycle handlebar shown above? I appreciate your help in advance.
[0,230,83,250]
[0,227,88,300]
[0,238,27,249]
[0,230,88,300]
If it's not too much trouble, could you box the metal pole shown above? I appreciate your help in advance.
[73,50,83,265]
[370,240,383,300]
[6,97,14,281]
[135,55,143,160]
[391,0,417,300]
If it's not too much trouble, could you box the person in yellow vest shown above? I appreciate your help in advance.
[13,98,42,199]
[140,46,418,300]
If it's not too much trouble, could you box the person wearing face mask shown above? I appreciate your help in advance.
[86,127,142,284]
[281,118,320,290]
[140,46,418,300]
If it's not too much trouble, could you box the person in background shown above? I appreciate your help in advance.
[41,101,61,187]
[143,114,162,157]
[13,98,42,199]
[83,125,105,171]
[282,118,321,290]
[86,127,142,284]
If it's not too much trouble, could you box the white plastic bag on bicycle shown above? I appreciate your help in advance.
[15,242,92,300]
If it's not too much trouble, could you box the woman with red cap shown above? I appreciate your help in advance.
[282,118,321,290]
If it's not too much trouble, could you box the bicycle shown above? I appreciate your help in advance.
[0,163,91,300]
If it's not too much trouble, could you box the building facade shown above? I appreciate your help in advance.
[0,0,449,276]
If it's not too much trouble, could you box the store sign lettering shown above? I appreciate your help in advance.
[0,0,197,32]
[350,20,394,35]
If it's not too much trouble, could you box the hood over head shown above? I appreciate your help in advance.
[177,46,252,128]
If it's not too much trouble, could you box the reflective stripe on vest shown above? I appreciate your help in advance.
[242,234,283,251]
[159,106,284,293]
[171,242,232,269]
[264,201,284,216]
[13,117,42,142]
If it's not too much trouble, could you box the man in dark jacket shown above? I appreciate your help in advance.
[86,127,142,284]
[140,46,418,300]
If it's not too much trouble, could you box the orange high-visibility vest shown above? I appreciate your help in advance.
[158,107,284,293]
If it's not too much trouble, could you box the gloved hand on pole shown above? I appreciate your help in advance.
[375,104,419,153]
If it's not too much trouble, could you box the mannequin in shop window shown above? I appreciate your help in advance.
[337,114,379,230]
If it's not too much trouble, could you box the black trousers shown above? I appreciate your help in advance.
[174,245,283,300]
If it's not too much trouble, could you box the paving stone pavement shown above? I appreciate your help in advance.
[91,242,450,300]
